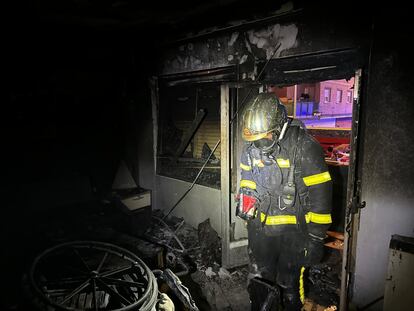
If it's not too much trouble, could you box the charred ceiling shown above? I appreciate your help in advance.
[157,11,371,86]
[30,0,297,40]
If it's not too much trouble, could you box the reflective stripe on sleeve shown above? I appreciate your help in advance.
[260,213,297,225]
[240,163,251,171]
[305,212,332,224]
[240,179,256,190]
[303,171,331,186]
[276,158,290,168]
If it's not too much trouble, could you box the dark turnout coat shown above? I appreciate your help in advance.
[240,125,333,239]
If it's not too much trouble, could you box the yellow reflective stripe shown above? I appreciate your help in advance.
[240,163,251,171]
[276,158,290,168]
[299,266,305,304]
[240,179,256,190]
[303,171,331,186]
[260,213,297,225]
[259,212,331,225]
[305,212,332,224]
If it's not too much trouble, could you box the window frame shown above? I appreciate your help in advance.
[336,89,343,104]
[324,87,332,103]
[347,90,353,103]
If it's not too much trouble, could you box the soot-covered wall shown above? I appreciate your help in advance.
[352,17,414,310]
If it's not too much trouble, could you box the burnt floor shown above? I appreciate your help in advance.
[0,201,245,310]
[0,201,340,311]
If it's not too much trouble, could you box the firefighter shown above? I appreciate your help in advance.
[236,93,333,310]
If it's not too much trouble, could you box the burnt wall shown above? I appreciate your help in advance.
[352,16,414,310]
[159,3,368,79]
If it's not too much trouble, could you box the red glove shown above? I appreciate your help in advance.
[236,188,259,220]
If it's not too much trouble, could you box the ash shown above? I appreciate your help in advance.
[147,210,251,311]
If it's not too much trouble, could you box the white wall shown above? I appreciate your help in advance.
[154,175,222,236]
[353,196,413,309]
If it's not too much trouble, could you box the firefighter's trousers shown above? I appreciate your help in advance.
[247,218,306,311]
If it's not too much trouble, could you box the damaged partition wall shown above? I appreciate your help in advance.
[157,84,221,188]
[150,4,373,310]
[154,82,224,236]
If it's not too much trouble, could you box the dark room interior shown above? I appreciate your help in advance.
[3,1,414,311]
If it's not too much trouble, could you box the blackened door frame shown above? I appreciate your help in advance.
[151,49,365,310]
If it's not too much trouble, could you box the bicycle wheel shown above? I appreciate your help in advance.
[28,241,158,311]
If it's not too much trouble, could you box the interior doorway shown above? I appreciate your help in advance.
[151,52,363,310]
[226,70,362,309]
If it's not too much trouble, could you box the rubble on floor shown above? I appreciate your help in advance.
[307,248,341,308]
[146,210,251,311]
[4,202,341,311]
[146,210,341,311]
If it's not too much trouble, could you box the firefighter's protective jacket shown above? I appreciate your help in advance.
[240,125,332,238]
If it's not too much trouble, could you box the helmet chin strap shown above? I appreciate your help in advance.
[277,121,289,141]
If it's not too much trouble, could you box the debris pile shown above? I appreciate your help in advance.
[145,210,251,310]
[145,210,341,310]
[306,249,341,307]
[32,206,341,311]
[191,265,250,311]
[196,219,222,269]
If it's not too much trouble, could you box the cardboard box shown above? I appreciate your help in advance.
[120,190,151,211]
[112,188,152,237]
